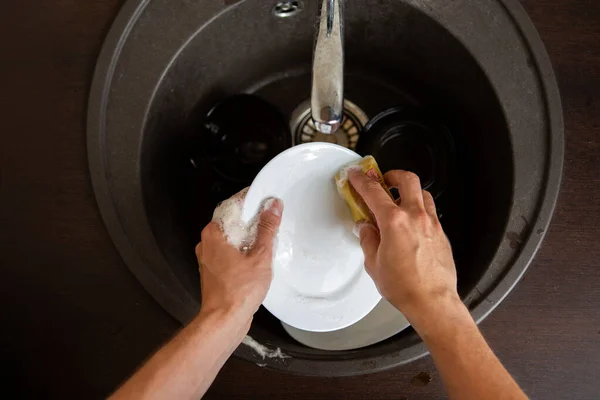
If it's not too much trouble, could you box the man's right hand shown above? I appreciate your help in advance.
[348,170,460,327]
[350,169,528,400]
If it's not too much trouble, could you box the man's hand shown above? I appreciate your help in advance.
[195,193,283,321]
[349,169,458,324]
[111,193,284,400]
[349,169,527,400]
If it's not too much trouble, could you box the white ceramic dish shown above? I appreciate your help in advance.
[281,299,411,351]
[242,143,381,332]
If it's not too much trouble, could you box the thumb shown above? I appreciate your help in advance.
[252,198,284,254]
[357,222,380,273]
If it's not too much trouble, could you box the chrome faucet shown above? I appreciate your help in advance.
[311,0,344,134]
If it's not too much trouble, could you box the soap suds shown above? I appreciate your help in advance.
[211,188,278,251]
[352,223,363,238]
[242,335,290,360]
[352,222,376,239]
[335,163,362,190]
[336,155,381,191]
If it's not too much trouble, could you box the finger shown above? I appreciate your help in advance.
[356,222,380,273]
[201,221,222,242]
[195,241,203,260]
[251,198,284,255]
[348,170,396,224]
[384,170,425,210]
[422,190,438,219]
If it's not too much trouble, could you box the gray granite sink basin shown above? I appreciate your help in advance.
[88,0,563,375]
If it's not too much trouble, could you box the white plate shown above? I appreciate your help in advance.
[242,143,381,332]
[281,299,411,351]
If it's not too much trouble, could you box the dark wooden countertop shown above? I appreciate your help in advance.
[1,0,599,398]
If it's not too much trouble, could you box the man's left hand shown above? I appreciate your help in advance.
[195,192,283,322]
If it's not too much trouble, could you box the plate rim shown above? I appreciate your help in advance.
[281,298,411,351]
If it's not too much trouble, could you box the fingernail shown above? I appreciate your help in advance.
[264,197,283,217]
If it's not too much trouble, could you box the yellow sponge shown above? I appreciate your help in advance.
[335,156,392,223]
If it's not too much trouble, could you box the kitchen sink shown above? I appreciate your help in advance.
[88,0,562,375]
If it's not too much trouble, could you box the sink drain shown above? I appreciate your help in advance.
[290,100,368,150]
[272,1,304,18]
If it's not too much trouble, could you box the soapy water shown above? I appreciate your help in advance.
[242,335,290,360]
[211,187,278,251]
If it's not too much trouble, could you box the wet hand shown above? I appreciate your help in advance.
[349,170,459,325]
[195,190,283,321]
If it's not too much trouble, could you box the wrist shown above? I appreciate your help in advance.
[177,304,253,370]
[197,303,253,337]
[200,295,257,320]
[401,290,469,334]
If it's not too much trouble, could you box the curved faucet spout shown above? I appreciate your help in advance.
[311,0,344,134]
